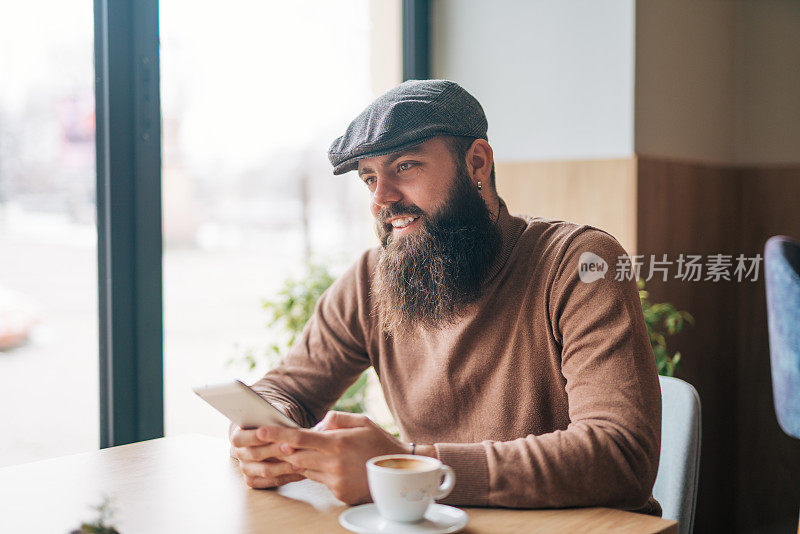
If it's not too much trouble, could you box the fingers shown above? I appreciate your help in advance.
[295,468,335,489]
[297,468,366,504]
[256,426,332,451]
[233,443,285,463]
[278,443,296,456]
[314,411,373,431]
[283,449,332,472]
[243,472,306,489]
[312,411,337,431]
[240,458,299,480]
[230,424,242,458]
[230,426,271,448]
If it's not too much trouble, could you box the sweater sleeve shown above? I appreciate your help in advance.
[249,253,374,428]
[435,229,662,513]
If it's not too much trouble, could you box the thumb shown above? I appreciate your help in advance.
[313,411,371,431]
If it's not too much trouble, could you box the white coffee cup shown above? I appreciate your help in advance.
[366,454,456,523]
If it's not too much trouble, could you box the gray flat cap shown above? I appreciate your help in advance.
[328,79,488,175]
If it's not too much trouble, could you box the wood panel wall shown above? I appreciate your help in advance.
[637,157,800,533]
[495,158,637,255]
[497,156,800,532]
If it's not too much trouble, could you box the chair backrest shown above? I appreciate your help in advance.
[653,375,701,534]
[764,235,800,439]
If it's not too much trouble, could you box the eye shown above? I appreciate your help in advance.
[397,161,416,172]
[362,176,376,187]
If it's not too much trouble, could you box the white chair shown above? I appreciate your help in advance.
[652,375,701,534]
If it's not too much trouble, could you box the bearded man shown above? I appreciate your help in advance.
[229,80,663,516]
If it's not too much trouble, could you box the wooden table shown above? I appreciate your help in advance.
[0,435,677,533]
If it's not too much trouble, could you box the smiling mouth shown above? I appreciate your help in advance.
[390,216,420,229]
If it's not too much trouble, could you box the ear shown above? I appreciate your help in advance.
[466,139,494,186]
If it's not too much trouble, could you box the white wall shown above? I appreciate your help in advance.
[431,0,636,161]
[433,0,800,166]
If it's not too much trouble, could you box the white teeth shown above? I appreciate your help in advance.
[391,216,417,228]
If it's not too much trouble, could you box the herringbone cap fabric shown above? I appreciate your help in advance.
[328,79,488,175]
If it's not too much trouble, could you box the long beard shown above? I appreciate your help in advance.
[373,169,502,336]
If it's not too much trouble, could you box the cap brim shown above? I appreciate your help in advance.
[331,135,441,176]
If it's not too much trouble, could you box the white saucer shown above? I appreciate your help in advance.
[338,503,468,534]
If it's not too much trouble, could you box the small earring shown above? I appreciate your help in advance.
[477,181,482,191]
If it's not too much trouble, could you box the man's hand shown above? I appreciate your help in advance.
[229,423,306,489]
[259,411,411,505]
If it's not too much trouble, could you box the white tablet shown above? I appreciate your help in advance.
[193,379,300,429]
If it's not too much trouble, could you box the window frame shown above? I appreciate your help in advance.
[94,0,164,447]
[402,0,430,80]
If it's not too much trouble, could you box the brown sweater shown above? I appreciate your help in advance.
[252,199,662,516]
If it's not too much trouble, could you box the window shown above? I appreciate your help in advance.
[160,0,401,437]
[0,0,98,466]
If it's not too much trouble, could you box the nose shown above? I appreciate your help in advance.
[372,174,402,209]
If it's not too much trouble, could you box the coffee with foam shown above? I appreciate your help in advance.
[374,458,431,471]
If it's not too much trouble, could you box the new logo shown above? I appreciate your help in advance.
[578,252,608,283]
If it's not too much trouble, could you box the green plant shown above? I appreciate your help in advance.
[231,263,369,413]
[69,495,120,534]
[638,279,694,377]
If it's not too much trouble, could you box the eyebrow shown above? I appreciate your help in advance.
[357,146,425,177]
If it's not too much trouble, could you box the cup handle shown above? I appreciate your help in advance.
[434,465,455,500]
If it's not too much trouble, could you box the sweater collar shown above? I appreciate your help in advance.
[484,197,526,284]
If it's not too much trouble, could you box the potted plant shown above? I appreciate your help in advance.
[638,279,694,377]
[69,495,120,534]
[231,263,369,413]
